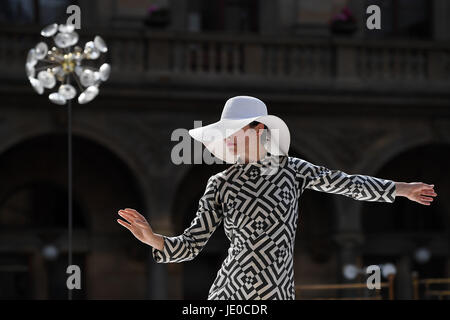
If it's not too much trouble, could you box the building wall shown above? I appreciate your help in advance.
[0,0,449,299]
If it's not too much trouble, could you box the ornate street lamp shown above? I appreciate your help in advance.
[26,22,110,104]
[25,23,111,300]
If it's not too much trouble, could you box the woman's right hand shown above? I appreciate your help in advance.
[117,208,155,246]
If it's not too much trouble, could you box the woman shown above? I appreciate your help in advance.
[117,96,437,300]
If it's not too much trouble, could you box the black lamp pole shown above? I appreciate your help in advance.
[68,98,73,300]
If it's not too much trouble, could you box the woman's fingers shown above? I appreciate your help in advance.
[422,190,437,197]
[415,197,431,205]
[117,219,133,231]
[419,183,434,188]
[118,211,135,223]
[122,208,139,218]
[421,188,436,194]
[118,211,149,229]
[416,196,433,205]
[119,210,141,222]
[123,208,146,221]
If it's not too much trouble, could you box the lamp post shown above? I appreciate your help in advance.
[26,23,110,300]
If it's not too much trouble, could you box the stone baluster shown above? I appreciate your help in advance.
[244,42,263,76]
[208,42,216,74]
[263,45,270,76]
[276,45,284,77]
[110,39,122,72]
[230,43,237,75]
[187,43,196,73]
[287,45,296,77]
[234,43,242,75]
[318,46,329,79]
[220,42,228,74]
[266,45,274,76]
[393,48,401,81]
[387,48,395,80]
[445,50,450,81]
[399,49,407,80]
[407,49,414,80]
[373,48,381,80]
[307,46,315,79]
[364,48,372,80]
[132,40,143,72]
[428,48,447,81]
[171,40,183,73]
[416,49,426,81]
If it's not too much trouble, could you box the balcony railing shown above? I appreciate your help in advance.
[1,26,449,92]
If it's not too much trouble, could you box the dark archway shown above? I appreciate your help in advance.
[361,143,450,298]
[0,134,147,299]
[172,160,229,299]
[290,150,338,287]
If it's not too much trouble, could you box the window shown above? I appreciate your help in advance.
[365,0,431,39]
[0,0,75,25]
[199,0,259,33]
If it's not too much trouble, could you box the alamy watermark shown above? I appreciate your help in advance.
[66,264,81,290]
[66,5,81,29]
[366,4,381,30]
[171,121,283,175]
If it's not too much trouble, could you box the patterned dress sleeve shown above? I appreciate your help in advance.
[295,158,397,203]
[151,174,223,263]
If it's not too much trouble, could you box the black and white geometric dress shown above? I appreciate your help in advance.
[152,153,397,300]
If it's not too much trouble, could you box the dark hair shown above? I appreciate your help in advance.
[249,121,267,129]
[248,121,268,144]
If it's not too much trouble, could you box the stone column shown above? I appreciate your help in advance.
[347,0,367,38]
[291,0,331,36]
[334,198,365,297]
[395,255,413,299]
[78,0,105,27]
[169,0,189,32]
[145,173,178,299]
[334,232,365,297]
[149,257,169,299]
[432,0,450,40]
[259,0,280,35]
[278,0,298,34]
[334,232,365,278]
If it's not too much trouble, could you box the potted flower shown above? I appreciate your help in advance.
[144,5,170,28]
[330,6,357,35]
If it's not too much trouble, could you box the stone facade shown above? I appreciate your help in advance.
[0,0,448,299]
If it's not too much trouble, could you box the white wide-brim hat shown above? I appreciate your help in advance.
[188,96,290,164]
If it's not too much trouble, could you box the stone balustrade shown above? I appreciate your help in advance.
[1,26,449,92]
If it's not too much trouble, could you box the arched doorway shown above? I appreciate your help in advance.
[0,133,147,299]
[290,151,338,297]
[172,161,229,299]
[361,143,450,298]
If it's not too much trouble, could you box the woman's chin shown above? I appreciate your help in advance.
[227,146,237,154]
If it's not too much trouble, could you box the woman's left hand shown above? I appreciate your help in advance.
[117,208,155,245]
[395,182,437,205]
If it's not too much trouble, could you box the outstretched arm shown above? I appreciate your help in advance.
[296,158,437,205]
[117,175,224,263]
[296,159,396,202]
